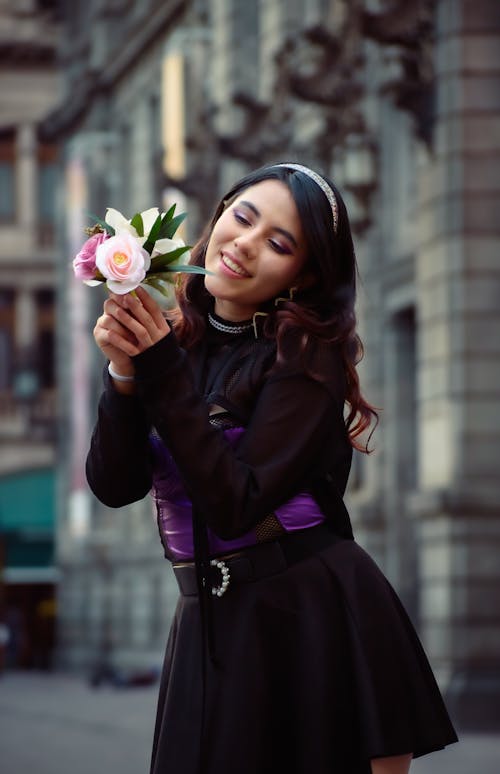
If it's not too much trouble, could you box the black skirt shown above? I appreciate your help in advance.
[150,530,458,774]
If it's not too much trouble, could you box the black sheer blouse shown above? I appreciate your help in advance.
[85,319,354,541]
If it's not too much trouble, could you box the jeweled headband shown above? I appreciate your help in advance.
[275,162,339,234]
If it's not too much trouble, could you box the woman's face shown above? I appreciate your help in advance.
[204,179,308,320]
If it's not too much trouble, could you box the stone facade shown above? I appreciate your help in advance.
[44,0,192,675]
[411,0,500,729]
[47,0,500,727]
[0,0,61,667]
[0,0,60,473]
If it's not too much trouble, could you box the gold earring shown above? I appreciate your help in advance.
[274,286,297,307]
[252,311,268,338]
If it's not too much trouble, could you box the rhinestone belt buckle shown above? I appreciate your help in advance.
[210,558,231,597]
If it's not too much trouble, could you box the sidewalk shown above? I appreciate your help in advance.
[0,670,498,773]
[0,670,157,774]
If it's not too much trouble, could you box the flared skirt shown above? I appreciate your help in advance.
[150,538,458,774]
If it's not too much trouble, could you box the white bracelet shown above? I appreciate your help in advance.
[108,363,135,382]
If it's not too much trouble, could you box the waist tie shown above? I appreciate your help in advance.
[173,522,342,598]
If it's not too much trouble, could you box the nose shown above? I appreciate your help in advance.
[234,231,257,258]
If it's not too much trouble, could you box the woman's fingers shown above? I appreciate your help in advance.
[105,299,154,350]
[118,289,170,347]
[103,299,141,338]
[94,312,141,358]
[102,287,170,355]
[133,286,169,330]
[96,310,138,347]
[94,284,170,362]
[123,289,168,332]
[96,288,170,357]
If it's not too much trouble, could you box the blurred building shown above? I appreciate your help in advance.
[42,0,196,680]
[0,0,61,669]
[46,0,500,728]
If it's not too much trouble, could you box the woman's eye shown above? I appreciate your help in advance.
[233,211,250,226]
[269,240,289,254]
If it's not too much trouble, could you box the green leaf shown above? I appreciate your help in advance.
[149,245,192,272]
[130,212,144,237]
[86,212,115,236]
[164,203,176,220]
[144,213,163,245]
[149,265,213,279]
[158,211,187,239]
[142,214,163,254]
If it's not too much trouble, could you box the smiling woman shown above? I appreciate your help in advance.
[203,180,308,321]
[86,162,457,774]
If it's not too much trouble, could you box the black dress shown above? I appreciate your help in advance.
[86,319,458,774]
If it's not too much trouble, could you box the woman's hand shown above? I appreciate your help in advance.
[94,286,170,371]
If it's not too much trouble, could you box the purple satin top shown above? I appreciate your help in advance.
[150,427,325,561]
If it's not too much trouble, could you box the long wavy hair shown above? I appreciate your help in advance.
[169,164,378,452]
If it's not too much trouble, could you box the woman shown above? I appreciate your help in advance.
[87,163,458,773]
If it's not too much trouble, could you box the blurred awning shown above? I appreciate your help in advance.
[0,469,56,576]
[0,468,55,531]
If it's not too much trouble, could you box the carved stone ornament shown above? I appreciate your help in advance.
[362,0,436,145]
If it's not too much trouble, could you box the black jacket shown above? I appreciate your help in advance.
[86,323,354,541]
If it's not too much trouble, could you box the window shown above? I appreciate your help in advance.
[0,289,15,390]
[36,289,55,389]
[64,0,87,33]
[36,0,61,20]
[37,143,58,246]
[233,0,260,97]
[119,123,131,211]
[393,306,417,489]
[149,93,163,201]
[0,129,16,222]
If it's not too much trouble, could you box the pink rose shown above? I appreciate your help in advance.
[73,232,108,280]
[95,231,151,294]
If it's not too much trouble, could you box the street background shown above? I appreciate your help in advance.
[1,1,500,772]
[1,671,499,774]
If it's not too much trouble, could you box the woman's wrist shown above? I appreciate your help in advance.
[108,362,136,395]
[108,362,135,382]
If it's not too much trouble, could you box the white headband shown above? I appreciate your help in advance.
[275,163,339,233]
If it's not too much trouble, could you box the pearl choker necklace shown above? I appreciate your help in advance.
[208,312,253,334]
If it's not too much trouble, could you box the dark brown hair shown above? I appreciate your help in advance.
[169,164,378,452]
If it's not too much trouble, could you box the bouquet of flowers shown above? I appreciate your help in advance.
[73,204,207,304]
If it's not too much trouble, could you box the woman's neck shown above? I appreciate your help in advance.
[213,298,256,322]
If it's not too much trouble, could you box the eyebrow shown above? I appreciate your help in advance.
[238,200,299,248]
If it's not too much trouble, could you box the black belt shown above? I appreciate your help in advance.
[172,523,342,598]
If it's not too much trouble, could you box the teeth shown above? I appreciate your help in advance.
[222,254,248,276]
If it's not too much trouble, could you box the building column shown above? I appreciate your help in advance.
[12,287,39,405]
[413,0,500,729]
[16,123,37,242]
[14,288,37,351]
